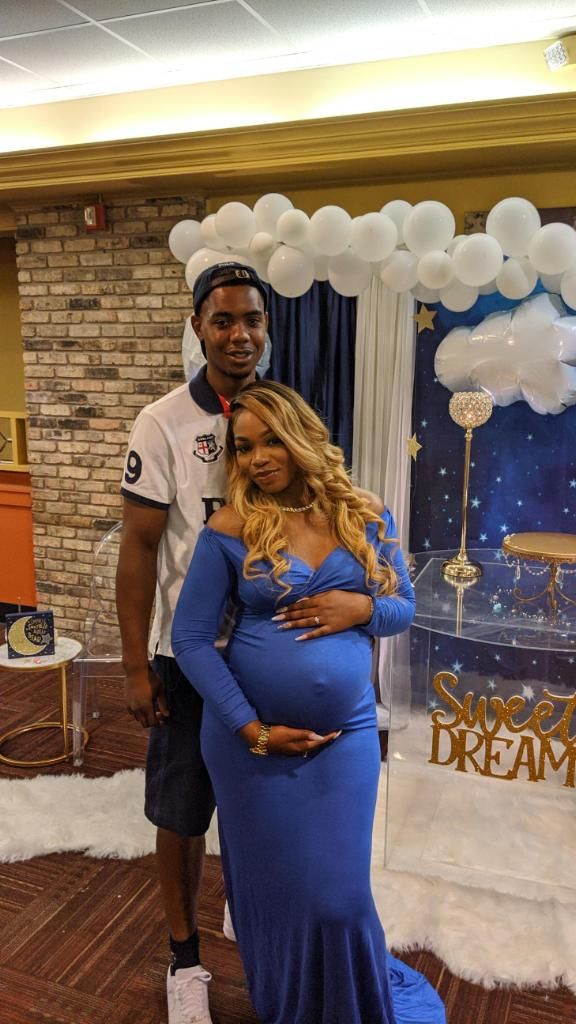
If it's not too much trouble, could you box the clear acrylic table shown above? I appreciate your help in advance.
[385,549,576,902]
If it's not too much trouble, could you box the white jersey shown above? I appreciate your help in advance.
[121,368,228,657]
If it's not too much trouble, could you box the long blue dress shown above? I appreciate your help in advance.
[172,510,445,1024]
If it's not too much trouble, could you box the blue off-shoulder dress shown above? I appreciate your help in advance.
[172,510,445,1024]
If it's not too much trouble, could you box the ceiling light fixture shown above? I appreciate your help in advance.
[544,34,576,71]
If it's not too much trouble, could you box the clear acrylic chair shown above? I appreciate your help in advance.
[72,522,124,765]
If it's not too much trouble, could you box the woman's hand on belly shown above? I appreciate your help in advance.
[239,719,341,757]
[272,589,373,640]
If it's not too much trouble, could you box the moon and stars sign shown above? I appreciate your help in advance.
[6,612,55,659]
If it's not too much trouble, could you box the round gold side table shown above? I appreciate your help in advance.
[502,531,576,620]
[0,637,88,767]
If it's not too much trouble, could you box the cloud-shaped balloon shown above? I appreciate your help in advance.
[434,293,576,415]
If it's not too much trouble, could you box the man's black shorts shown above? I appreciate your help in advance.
[144,654,216,836]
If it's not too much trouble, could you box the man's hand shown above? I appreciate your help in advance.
[125,665,169,728]
[272,590,372,640]
[239,720,340,757]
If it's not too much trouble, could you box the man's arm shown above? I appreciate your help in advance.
[116,496,169,728]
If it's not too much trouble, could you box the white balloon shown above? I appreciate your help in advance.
[379,200,412,245]
[403,201,455,257]
[215,202,256,249]
[479,279,499,295]
[185,248,226,292]
[539,271,563,294]
[328,250,371,297]
[200,214,227,251]
[435,293,576,415]
[528,223,576,275]
[485,197,541,258]
[446,234,466,257]
[313,252,330,282]
[249,232,276,259]
[350,212,397,263]
[168,220,203,263]
[439,279,479,312]
[254,193,293,236]
[309,206,352,256]
[412,284,440,304]
[452,234,503,287]
[561,267,576,309]
[248,256,271,283]
[379,251,419,292]
[417,250,453,289]
[496,258,538,300]
[268,245,314,298]
[277,209,310,247]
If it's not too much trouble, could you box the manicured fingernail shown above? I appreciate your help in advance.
[276,624,290,631]
[271,614,284,622]
[294,635,308,642]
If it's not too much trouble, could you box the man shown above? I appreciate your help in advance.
[116,263,268,1024]
[117,261,376,1024]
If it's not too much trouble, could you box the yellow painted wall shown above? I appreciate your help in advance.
[208,168,576,232]
[0,39,574,154]
[0,237,26,412]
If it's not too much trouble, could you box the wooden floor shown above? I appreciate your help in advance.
[0,663,574,1024]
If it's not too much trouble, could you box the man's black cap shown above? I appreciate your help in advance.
[192,261,268,314]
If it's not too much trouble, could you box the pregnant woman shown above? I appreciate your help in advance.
[172,380,445,1024]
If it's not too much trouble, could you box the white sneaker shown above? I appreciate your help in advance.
[166,965,213,1024]
[222,900,237,942]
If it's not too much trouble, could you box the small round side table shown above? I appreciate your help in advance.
[0,637,88,767]
[502,531,576,620]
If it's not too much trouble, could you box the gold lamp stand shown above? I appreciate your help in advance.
[442,391,494,582]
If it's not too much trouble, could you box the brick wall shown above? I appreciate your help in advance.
[14,195,204,640]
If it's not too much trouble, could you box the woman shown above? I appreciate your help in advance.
[172,381,445,1024]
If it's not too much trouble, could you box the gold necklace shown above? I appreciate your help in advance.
[277,500,314,513]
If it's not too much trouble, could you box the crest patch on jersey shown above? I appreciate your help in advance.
[193,433,223,464]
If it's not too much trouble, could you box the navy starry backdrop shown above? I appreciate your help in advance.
[409,291,576,698]
[410,291,576,554]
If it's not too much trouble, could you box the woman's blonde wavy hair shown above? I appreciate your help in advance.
[225,380,397,597]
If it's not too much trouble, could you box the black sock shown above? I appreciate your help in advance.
[170,931,200,974]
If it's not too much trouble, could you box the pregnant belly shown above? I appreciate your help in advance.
[228,621,373,732]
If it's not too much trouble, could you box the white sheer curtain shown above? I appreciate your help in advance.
[352,278,416,545]
[352,279,417,729]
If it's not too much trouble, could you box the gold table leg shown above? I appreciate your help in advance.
[512,558,576,622]
[0,660,89,768]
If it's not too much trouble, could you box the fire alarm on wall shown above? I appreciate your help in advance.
[83,202,107,231]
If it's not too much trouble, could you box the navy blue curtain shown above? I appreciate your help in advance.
[266,281,356,466]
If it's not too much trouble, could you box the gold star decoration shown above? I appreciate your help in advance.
[406,433,423,461]
[412,304,437,333]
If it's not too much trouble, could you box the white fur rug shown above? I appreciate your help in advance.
[0,767,574,994]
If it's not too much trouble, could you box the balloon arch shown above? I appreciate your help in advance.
[168,195,576,312]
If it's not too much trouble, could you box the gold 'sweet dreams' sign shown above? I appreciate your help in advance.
[429,671,576,788]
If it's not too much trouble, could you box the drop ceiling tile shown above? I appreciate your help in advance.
[72,0,216,20]
[0,25,155,86]
[0,0,87,38]
[247,0,425,49]
[425,0,576,16]
[103,3,292,66]
[0,59,54,92]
